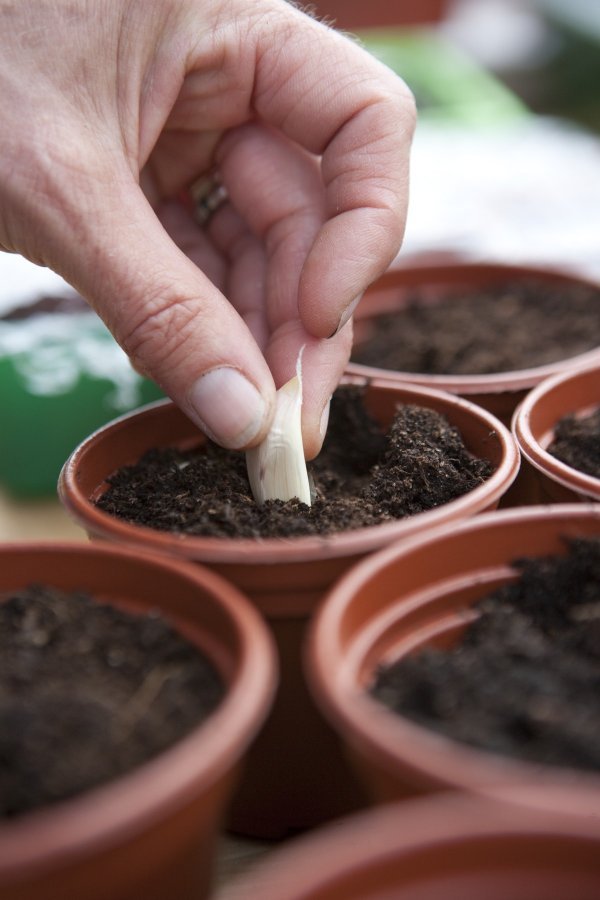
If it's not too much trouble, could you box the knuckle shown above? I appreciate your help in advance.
[378,79,417,136]
[396,82,417,131]
[117,291,201,372]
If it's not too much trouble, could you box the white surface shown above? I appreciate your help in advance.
[442,0,556,70]
[401,116,600,281]
[2,115,600,315]
[0,254,70,315]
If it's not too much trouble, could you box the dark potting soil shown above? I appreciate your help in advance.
[547,407,600,481]
[96,387,493,539]
[0,584,224,818]
[370,536,600,772]
[0,291,89,321]
[351,278,600,375]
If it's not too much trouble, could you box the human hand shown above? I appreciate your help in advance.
[0,0,415,458]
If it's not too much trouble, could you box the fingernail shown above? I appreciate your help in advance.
[319,398,331,438]
[188,367,267,449]
[329,293,363,338]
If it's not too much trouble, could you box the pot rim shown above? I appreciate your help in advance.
[513,361,600,501]
[307,504,600,815]
[348,260,600,394]
[0,541,277,876]
[58,381,520,566]
[219,792,600,900]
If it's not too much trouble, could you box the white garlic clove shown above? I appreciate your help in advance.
[246,350,311,506]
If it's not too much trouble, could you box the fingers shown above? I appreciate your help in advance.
[0,0,413,466]
[140,1,415,450]
[251,5,416,337]
[266,318,353,461]
[207,202,270,351]
[215,122,325,333]
[145,128,223,198]
[211,122,337,453]
[158,177,335,458]
[156,198,227,292]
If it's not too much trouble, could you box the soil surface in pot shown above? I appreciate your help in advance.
[351,279,600,374]
[0,292,89,321]
[0,585,224,818]
[371,536,600,772]
[96,387,492,539]
[547,407,600,480]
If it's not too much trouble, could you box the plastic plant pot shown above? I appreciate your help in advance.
[513,361,600,504]
[217,793,600,900]
[346,262,600,426]
[0,542,276,900]
[307,505,600,819]
[301,0,450,30]
[58,379,519,839]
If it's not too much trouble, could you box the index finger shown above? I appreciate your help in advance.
[252,5,416,337]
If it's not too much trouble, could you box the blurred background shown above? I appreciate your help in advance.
[324,0,600,278]
[1,0,599,537]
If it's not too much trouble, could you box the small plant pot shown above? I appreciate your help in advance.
[308,504,600,818]
[217,793,600,900]
[300,1,450,30]
[0,542,276,900]
[59,379,518,839]
[513,362,600,504]
[346,262,600,426]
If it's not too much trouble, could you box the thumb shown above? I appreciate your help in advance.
[37,176,276,450]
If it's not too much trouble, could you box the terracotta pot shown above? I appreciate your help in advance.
[59,379,519,839]
[308,505,600,818]
[303,0,450,30]
[0,542,276,900]
[513,361,600,504]
[217,793,600,900]
[346,262,600,426]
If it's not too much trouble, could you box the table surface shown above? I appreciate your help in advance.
[0,488,85,542]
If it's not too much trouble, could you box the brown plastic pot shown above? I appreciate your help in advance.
[302,0,450,30]
[347,262,600,426]
[513,361,600,504]
[0,542,276,900]
[308,504,600,818]
[217,793,600,900]
[59,379,519,839]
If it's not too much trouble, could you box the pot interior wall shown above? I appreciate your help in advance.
[525,374,600,450]
[514,365,600,502]
[308,508,600,807]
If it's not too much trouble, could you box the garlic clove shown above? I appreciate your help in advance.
[246,351,311,506]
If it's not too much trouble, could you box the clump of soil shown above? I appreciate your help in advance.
[0,585,224,818]
[547,407,600,480]
[370,536,600,772]
[351,279,600,375]
[96,387,493,539]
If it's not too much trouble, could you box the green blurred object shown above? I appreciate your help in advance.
[0,310,163,497]
[360,29,528,125]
